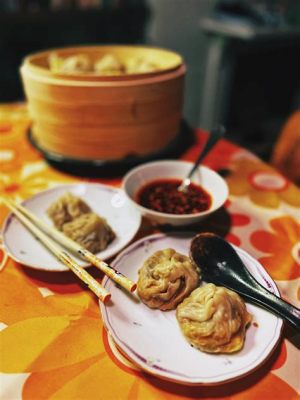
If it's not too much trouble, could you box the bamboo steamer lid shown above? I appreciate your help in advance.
[20,45,186,161]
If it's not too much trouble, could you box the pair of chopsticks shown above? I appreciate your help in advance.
[2,197,136,303]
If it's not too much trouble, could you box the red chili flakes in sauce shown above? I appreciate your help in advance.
[136,179,212,215]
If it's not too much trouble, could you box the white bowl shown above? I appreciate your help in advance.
[122,160,229,226]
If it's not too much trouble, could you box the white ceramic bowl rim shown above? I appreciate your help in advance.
[122,160,228,219]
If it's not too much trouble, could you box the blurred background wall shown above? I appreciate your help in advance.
[146,0,213,128]
[1,0,300,162]
[146,0,300,161]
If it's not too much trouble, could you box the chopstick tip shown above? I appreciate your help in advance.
[130,283,137,293]
[103,293,112,304]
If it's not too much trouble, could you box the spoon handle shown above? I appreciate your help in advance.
[187,125,225,180]
[239,277,300,331]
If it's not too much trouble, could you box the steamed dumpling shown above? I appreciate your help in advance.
[176,283,252,353]
[94,54,124,75]
[47,192,91,230]
[47,192,115,253]
[61,54,92,73]
[125,57,159,74]
[62,212,115,253]
[49,53,93,74]
[137,248,200,311]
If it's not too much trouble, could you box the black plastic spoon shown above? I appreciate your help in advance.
[190,232,300,331]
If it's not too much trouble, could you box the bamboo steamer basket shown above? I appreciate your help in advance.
[20,45,186,161]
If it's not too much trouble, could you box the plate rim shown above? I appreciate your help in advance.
[2,182,141,271]
[100,232,283,386]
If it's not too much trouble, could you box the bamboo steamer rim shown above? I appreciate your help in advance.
[21,63,186,88]
[22,45,184,82]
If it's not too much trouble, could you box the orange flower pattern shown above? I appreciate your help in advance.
[251,216,300,281]
[226,158,300,208]
[0,260,297,400]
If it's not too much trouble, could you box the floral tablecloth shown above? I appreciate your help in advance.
[0,103,299,400]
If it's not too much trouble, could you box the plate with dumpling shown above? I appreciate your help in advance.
[99,232,283,385]
[2,183,141,271]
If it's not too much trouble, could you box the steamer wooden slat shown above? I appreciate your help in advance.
[28,93,183,125]
[32,114,180,159]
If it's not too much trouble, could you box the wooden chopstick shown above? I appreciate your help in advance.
[5,197,137,293]
[2,197,111,304]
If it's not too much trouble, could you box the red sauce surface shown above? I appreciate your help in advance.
[136,178,212,215]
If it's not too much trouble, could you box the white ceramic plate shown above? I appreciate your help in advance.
[100,233,283,385]
[2,183,141,271]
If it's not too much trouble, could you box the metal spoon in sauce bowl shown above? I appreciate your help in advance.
[190,232,300,331]
[178,125,226,193]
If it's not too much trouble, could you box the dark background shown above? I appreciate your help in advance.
[0,0,150,102]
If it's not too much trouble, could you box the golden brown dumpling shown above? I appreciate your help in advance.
[125,57,159,74]
[62,212,115,253]
[94,54,124,75]
[48,53,64,73]
[137,248,200,311]
[47,192,91,230]
[49,53,93,74]
[176,283,252,353]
